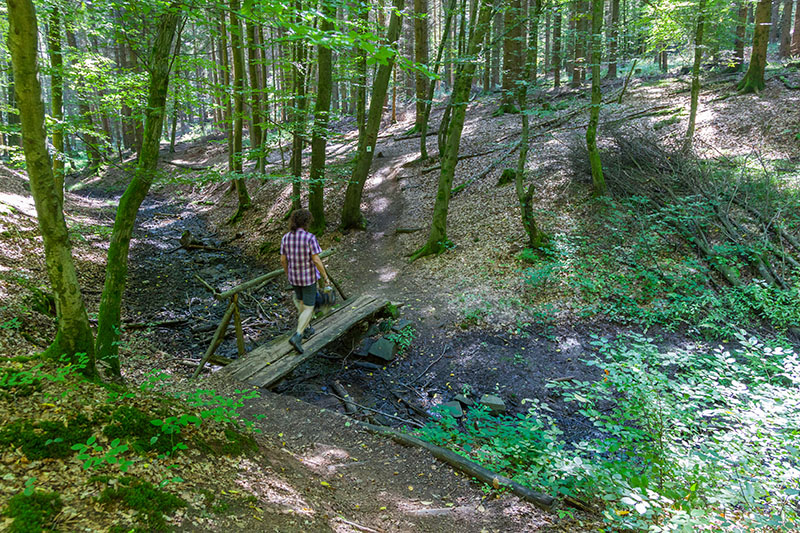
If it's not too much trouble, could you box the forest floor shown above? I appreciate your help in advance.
[1,64,799,532]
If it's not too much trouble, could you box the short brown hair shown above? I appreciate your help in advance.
[288,208,313,231]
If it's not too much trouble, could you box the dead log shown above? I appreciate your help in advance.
[331,381,358,415]
[164,160,212,170]
[356,421,555,511]
[395,227,424,234]
[451,141,520,197]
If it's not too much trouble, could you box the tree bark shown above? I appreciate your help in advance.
[779,0,793,56]
[341,0,405,230]
[553,11,562,86]
[793,0,800,55]
[229,0,251,220]
[290,0,307,211]
[606,0,619,78]
[684,0,705,153]
[411,0,494,260]
[414,0,430,132]
[95,7,181,378]
[586,0,605,196]
[734,0,747,70]
[738,0,772,93]
[7,0,97,374]
[66,30,103,173]
[246,19,264,172]
[219,19,234,170]
[309,0,334,234]
[769,0,781,42]
[47,6,65,208]
[500,0,523,112]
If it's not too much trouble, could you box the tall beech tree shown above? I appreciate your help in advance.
[228,0,251,221]
[94,6,182,378]
[411,0,495,260]
[47,5,65,207]
[585,0,605,195]
[341,0,405,230]
[6,0,96,374]
[309,0,334,234]
[738,0,771,93]
[684,0,706,153]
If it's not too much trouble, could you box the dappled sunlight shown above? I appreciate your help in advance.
[298,443,354,475]
[0,191,36,217]
[235,457,316,517]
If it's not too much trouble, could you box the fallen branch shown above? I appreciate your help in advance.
[451,141,521,197]
[164,160,212,170]
[328,393,423,428]
[421,147,504,174]
[331,381,358,415]
[356,421,555,511]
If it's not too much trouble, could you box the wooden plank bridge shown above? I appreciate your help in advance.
[222,294,389,388]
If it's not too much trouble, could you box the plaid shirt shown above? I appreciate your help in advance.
[281,228,322,286]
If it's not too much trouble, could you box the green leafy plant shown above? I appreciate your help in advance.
[385,324,415,355]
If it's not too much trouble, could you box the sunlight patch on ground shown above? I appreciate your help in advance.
[299,443,355,475]
[377,265,398,282]
[0,192,36,217]
[236,457,316,516]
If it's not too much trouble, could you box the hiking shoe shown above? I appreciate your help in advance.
[289,332,304,354]
[303,326,315,339]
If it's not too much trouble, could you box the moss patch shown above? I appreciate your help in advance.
[194,425,257,457]
[98,477,185,531]
[4,491,63,533]
[102,405,178,455]
[0,415,93,460]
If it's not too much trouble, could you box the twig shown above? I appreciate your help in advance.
[334,517,383,533]
[328,393,423,428]
[408,344,450,385]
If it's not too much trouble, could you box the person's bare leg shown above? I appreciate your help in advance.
[297,304,314,336]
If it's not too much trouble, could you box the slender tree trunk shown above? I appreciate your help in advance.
[684,0,706,153]
[66,30,103,173]
[411,0,494,260]
[420,0,458,160]
[341,0,405,229]
[528,0,542,82]
[290,0,307,211]
[544,10,551,73]
[95,10,180,378]
[491,10,502,87]
[734,0,747,70]
[738,0,772,93]
[414,0,429,132]
[7,0,96,374]
[586,0,605,196]
[779,0,793,56]
[501,0,523,112]
[553,11,562,86]
[6,63,21,150]
[229,0,251,219]
[211,40,222,127]
[606,0,619,78]
[769,0,781,42]
[793,0,800,54]
[309,0,334,234]
[246,19,264,172]
[219,19,234,170]
[47,6,65,208]
[355,3,368,143]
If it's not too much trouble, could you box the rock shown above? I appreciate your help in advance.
[441,401,463,418]
[353,338,375,358]
[391,319,412,332]
[366,323,381,337]
[368,338,397,362]
[479,394,506,414]
[453,394,474,407]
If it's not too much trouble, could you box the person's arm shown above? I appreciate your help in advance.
[281,254,288,277]
[311,254,329,285]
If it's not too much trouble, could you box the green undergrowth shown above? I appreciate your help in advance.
[520,192,800,340]
[416,333,800,531]
[0,357,264,531]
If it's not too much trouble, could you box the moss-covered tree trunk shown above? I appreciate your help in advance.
[733,0,747,70]
[553,11,562,86]
[684,0,705,153]
[246,20,264,173]
[95,8,180,379]
[411,0,494,260]
[586,0,605,196]
[309,0,333,235]
[500,0,522,113]
[290,0,307,211]
[340,0,405,230]
[6,0,96,374]
[738,0,771,94]
[414,0,429,133]
[47,6,64,208]
[229,0,251,221]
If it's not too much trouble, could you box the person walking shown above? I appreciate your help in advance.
[280,209,330,353]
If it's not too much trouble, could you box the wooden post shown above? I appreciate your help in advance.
[233,294,245,356]
[192,300,237,379]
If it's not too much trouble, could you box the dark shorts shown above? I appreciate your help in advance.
[293,283,317,306]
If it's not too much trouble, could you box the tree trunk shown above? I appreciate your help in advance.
[95,8,181,379]
[246,19,264,172]
[7,0,96,374]
[779,0,793,56]
[491,10,501,87]
[420,0,458,160]
[793,0,800,54]
[586,0,605,196]
[410,0,494,260]
[734,0,747,70]
[501,0,523,112]
[606,0,619,78]
[219,19,234,170]
[528,0,541,82]
[309,0,334,235]
[341,0,406,229]
[684,0,706,153]
[553,11,562,86]
[738,0,772,93]
[769,0,781,42]
[355,3,368,143]
[229,0,251,220]
[66,30,103,173]
[290,0,307,211]
[414,0,429,132]
[47,6,65,208]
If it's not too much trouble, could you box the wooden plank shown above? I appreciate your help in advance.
[224,295,388,388]
[225,295,376,380]
[227,295,379,382]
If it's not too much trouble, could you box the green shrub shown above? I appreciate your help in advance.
[4,491,63,533]
[102,406,177,455]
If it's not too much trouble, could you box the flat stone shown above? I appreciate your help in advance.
[453,394,474,407]
[368,338,397,362]
[441,401,463,418]
[479,394,506,414]
[353,338,375,358]
[366,323,381,337]
[391,319,412,332]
